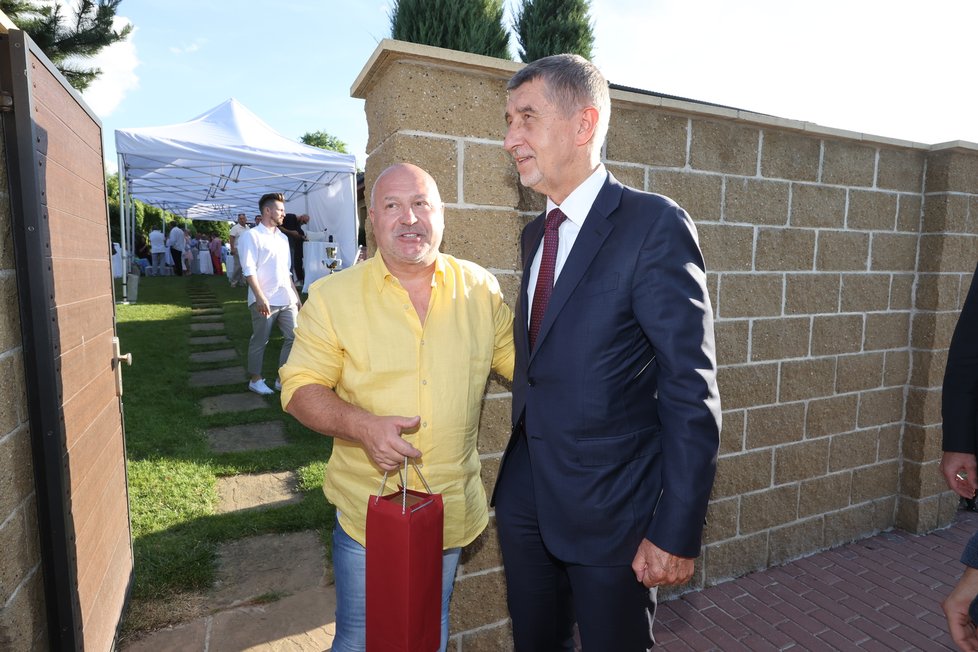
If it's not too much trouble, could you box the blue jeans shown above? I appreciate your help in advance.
[331,515,461,652]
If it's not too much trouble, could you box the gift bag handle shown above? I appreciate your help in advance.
[376,456,434,515]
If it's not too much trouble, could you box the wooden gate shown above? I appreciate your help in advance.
[0,29,133,650]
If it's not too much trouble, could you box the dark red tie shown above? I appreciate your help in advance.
[529,208,567,349]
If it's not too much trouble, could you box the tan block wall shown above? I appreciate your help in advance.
[353,40,978,645]
[0,121,48,649]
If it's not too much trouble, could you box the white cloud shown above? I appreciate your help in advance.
[169,39,205,55]
[81,18,139,118]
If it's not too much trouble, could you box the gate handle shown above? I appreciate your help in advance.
[112,337,131,397]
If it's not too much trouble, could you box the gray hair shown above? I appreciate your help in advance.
[508,54,611,150]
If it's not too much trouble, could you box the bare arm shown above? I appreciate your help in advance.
[244,274,270,316]
[285,384,421,471]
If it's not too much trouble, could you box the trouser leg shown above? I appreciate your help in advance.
[495,434,575,651]
[275,304,298,371]
[170,247,183,275]
[247,303,276,377]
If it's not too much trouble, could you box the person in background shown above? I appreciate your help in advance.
[939,262,978,652]
[183,231,195,275]
[279,163,514,652]
[228,213,249,287]
[493,54,721,651]
[237,193,301,396]
[280,212,310,284]
[166,222,185,276]
[148,225,167,276]
[209,233,224,275]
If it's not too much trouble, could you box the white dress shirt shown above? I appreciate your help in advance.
[526,164,607,325]
[237,223,297,307]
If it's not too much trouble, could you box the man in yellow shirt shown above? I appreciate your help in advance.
[279,163,514,652]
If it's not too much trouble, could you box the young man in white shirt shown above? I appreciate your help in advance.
[237,193,302,395]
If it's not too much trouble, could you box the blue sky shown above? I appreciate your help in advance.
[83,0,978,172]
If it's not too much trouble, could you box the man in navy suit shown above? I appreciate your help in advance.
[939,263,978,649]
[492,54,721,650]
[940,262,978,498]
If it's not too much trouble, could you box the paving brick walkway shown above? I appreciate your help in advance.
[654,509,977,651]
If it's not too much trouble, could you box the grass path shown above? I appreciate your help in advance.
[116,274,333,636]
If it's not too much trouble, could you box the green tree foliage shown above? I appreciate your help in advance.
[390,0,510,60]
[299,130,349,153]
[514,0,595,63]
[0,0,132,91]
[106,173,189,244]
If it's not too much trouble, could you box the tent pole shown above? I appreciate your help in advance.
[118,154,128,303]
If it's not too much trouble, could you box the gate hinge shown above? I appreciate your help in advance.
[0,91,12,112]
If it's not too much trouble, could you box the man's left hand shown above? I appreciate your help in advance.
[631,538,694,588]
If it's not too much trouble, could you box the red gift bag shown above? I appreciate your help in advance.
[366,458,444,652]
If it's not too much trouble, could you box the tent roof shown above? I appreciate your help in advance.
[115,98,357,220]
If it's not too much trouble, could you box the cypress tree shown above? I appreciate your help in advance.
[514,0,595,63]
[0,0,132,91]
[390,0,510,60]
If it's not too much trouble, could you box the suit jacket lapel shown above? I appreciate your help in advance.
[530,174,623,359]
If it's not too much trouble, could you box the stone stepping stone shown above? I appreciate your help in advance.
[190,349,237,363]
[211,531,325,608]
[191,307,223,315]
[191,314,223,323]
[190,322,225,332]
[190,366,246,387]
[216,471,302,514]
[200,392,269,416]
[209,585,335,651]
[190,335,230,346]
[207,421,288,453]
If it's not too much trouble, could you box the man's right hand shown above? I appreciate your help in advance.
[944,566,978,651]
[941,451,978,498]
[360,415,423,471]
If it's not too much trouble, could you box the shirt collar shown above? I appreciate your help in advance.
[547,164,607,227]
[370,252,446,293]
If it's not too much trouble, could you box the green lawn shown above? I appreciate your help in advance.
[116,274,333,636]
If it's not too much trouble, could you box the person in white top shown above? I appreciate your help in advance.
[148,226,167,276]
[166,223,185,276]
[237,193,302,395]
[228,213,249,287]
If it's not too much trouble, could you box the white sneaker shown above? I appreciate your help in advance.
[248,378,274,395]
[274,378,282,391]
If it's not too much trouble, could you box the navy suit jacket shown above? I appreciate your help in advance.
[942,261,978,453]
[493,172,721,565]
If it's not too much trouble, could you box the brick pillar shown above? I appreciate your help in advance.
[0,106,49,650]
[899,146,978,533]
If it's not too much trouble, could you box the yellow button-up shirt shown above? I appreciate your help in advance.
[280,253,515,548]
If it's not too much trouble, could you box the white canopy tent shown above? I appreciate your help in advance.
[114,98,358,300]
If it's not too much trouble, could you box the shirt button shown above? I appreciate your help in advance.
[420,339,425,345]
[422,380,427,385]
[422,421,428,428]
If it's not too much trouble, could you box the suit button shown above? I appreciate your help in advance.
[528,377,535,387]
